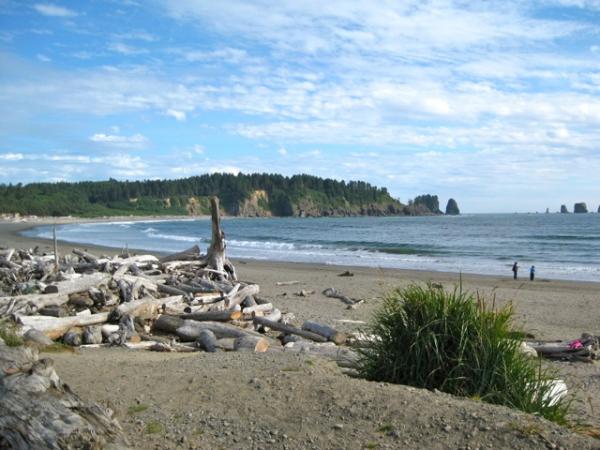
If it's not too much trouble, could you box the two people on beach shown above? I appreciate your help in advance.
[512,262,535,281]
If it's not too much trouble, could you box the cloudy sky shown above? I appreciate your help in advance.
[1,1,599,212]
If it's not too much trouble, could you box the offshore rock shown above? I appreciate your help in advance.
[560,205,569,214]
[574,202,588,214]
[445,198,460,215]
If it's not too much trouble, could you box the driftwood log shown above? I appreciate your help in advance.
[0,338,129,449]
[205,196,237,282]
[252,316,327,343]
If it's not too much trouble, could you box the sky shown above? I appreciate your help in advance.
[0,1,599,213]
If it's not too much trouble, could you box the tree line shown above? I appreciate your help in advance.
[0,173,404,217]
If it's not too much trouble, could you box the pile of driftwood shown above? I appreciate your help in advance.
[0,197,358,448]
[0,197,353,360]
[525,334,600,363]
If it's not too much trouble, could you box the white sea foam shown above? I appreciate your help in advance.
[147,232,197,243]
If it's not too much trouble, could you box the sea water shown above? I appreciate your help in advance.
[23,214,600,282]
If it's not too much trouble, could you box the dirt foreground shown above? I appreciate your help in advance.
[2,219,599,449]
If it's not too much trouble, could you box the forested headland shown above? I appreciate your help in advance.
[0,173,444,218]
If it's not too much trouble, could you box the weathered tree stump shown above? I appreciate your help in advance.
[0,338,129,449]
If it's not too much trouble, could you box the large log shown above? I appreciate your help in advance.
[225,284,259,309]
[153,315,263,341]
[181,310,242,322]
[301,320,347,345]
[233,335,270,352]
[252,316,327,343]
[17,311,111,340]
[0,273,111,317]
[196,329,218,352]
[0,339,129,448]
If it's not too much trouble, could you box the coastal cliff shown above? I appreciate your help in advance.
[0,173,447,218]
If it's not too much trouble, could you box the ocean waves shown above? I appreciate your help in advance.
[21,214,600,282]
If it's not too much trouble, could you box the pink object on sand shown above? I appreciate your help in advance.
[568,340,583,350]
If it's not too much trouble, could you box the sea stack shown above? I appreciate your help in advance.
[598,205,600,213]
[445,198,460,215]
[574,202,588,213]
[560,205,569,214]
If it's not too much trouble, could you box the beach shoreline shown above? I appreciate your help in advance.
[2,216,599,448]
[1,216,598,341]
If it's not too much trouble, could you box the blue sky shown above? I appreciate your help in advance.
[0,1,599,213]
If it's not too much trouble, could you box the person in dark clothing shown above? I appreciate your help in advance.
[512,262,518,279]
[530,265,535,281]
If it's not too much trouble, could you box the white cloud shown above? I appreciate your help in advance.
[89,133,148,148]
[193,145,205,154]
[108,42,148,55]
[166,109,186,121]
[209,165,241,175]
[36,54,51,62]
[33,3,77,17]
[278,147,287,156]
[0,153,24,160]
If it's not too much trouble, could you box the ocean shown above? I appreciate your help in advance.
[23,214,600,282]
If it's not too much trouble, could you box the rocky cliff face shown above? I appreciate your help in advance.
[235,190,272,217]
[445,199,460,215]
[560,205,569,214]
[574,202,588,213]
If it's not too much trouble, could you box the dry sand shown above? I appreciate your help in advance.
[1,218,599,449]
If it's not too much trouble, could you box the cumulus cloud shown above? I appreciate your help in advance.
[0,153,24,160]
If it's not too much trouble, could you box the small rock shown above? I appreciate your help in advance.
[333,424,344,430]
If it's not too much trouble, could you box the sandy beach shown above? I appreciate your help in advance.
[1,217,599,449]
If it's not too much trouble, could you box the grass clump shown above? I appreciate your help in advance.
[357,284,570,424]
[145,421,164,434]
[0,321,23,347]
[127,404,149,415]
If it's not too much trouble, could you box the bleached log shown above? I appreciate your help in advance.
[196,329,218,352]
[242,302,273,315]
[153,315,263,341]
[181,310,242,322]
[233,335,270,352]
[252,316,327,343]
[158,283,188,297]
[159,245,202,264]
[301,320,347,345]
[225,284,259,309]
[205,196,237,281]
[17,311,111,340]
[101,324,120,339]
[276,281,300,286]
[113,255,158,266]
[0,340,129,448]
[72,248,99,264]
[22,329,54,347]
[114,274,158,292]
[254,309,282,333]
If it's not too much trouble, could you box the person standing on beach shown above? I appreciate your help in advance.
[512,262,518,279]
[530,265,535,281]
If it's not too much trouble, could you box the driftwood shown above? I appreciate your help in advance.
[0,272,110,316]
[322,287,362,307]
[526,335,599,361]
[302,320,347,345]
[0,339,129,449]
[181,310,242,322]
[159,245,202,264]
[205,196,237,281]
[196,329,218,352]
[17,311,111,340]
[252,316,327,343]
[233,335,270,352]
[225,284,259,309]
